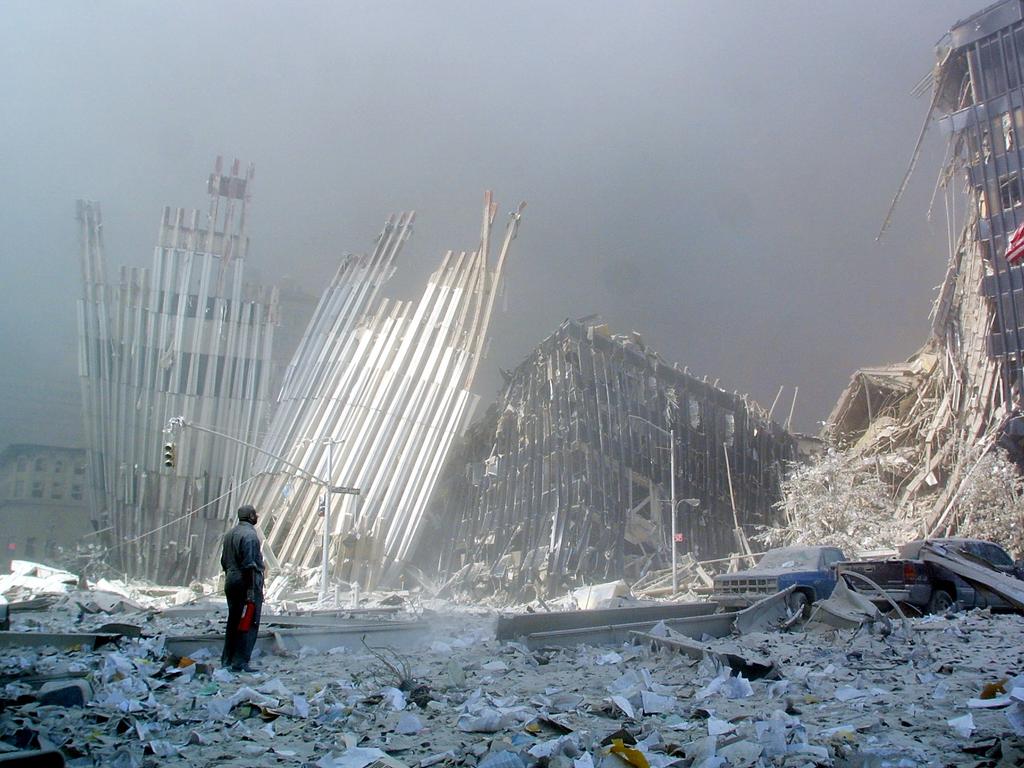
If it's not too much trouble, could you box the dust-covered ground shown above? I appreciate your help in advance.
[3,594,1024,767]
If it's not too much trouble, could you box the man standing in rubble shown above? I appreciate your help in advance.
[221,504,264,672]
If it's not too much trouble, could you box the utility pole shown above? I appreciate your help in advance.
[669,426,676,596]
[319,438,344,604]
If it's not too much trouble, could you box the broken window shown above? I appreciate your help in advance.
[70,484,83,501]
[31,481,43,498]
[16,457,27,472]
[724,412,735,447]
[688,398,702,430]
[51,481,64,500]
[1001,174,1023,210]
[13,480,24,498]
[34,457,46,472]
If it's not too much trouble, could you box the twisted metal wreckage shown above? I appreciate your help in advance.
[827,1,1024,540]
[79,168,525,586]
[77,161,797,592]
[77,159,279,583]
[241,193,525,592]
[421,319,798,598]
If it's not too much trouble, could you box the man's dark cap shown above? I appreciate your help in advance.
[237,504,257,520]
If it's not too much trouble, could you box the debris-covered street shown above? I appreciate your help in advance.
[4,566,1024,767]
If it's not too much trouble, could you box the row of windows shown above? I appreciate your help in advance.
[13,457,86,474]
[10,480,84,501]
[973,26,1024,102]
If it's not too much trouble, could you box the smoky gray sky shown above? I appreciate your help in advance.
[0,0,984,445]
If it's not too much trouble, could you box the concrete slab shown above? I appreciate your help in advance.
[164,619,429,658]
[0,631,121,651]
[496,601,719,642]
[522,612,735,649]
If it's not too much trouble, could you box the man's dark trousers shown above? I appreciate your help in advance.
[222,572,263,669]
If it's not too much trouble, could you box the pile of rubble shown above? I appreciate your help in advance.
[4,558,1024,766]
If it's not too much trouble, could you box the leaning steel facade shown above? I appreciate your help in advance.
[77,158,278,583]
[242,194,524,590]
[424,319,796,596]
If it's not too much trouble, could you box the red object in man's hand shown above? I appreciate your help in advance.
[238,601,255,632]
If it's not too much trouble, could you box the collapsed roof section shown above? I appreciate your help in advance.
[77,158,279,583]
[421,319,796,598]
[824,358,934,450]
[242,194,524,590]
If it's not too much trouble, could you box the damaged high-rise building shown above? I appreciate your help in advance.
[241,194,524,590]
[420,318,797,597]
[822,1,1024,542]
[77,159,279,583]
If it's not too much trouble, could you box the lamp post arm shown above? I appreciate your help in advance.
[167,417,327,487]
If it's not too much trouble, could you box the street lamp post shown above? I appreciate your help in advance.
[667,426,677,595]
[319,437,344,604]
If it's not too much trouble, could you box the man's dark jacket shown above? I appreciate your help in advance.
[221,520,264,596]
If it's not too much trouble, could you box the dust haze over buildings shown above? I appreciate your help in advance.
[0,0,982,448]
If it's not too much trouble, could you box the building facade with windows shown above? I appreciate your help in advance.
[0,443,91,570]
[422,318,796,597]
[937,1,1024,400]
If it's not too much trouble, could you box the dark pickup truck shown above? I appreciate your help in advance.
[836,538,1022,613]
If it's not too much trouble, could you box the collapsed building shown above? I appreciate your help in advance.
[239,194,524,591]
[77,159,279,583]
[823,0,1024,541]
[421,318,797,597]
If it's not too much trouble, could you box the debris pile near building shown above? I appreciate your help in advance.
[77,158,279,584]
[422,318,796,600]
[785,4,1024,553]
[239,193,524,591]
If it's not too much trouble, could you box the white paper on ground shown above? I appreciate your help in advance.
[315,746,390,768]
[947,713,974,738]
[707,716,735,736]
[641,690,678,714]
[397,713,423,734]
[1008,702,1024,736]
[721,675,753,700]
[610,695,635,719]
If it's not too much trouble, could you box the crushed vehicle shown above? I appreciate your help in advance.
[711,545,846,615]
[835,537,1023,614]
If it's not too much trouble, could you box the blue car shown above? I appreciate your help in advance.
[712,545,847,615]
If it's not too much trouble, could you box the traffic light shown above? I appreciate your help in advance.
[162,442,176,468]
